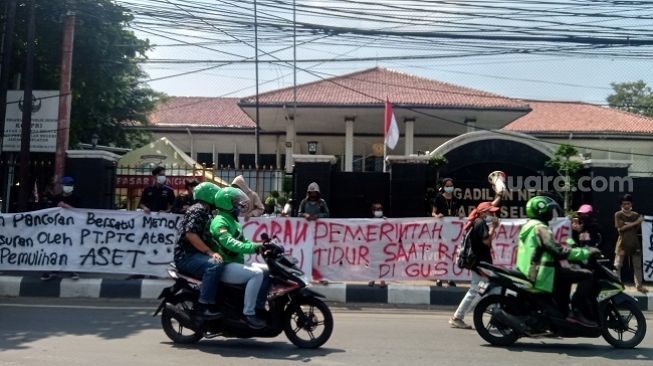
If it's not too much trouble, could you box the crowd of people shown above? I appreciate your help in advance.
[35,166,649,330]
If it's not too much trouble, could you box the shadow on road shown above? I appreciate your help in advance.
[169,339,345,361]
[494,342,653,361]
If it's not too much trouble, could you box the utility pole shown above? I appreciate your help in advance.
[254,0,260,169]
[54,12,75,184]
[0,0,17,157]
[18,0,35,211]
[0,0,16,212]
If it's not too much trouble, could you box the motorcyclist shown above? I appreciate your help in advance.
[516,195,601,327]
[208,187,268,330]
[173,182,224,319]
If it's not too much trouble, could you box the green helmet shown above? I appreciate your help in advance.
[214,186,250,211]
[525,195,561,222]
[193,182,219,205]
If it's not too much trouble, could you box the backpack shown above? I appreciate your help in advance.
[455,228,477,270]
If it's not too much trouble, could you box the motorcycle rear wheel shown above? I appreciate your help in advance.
[473,295,519,347]
[283,297,333,349]
[161,294,203,344]
[601,299,647,349]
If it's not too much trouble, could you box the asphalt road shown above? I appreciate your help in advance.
[1,297,652,366]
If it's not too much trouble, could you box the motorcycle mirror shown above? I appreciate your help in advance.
[260,233,270,241]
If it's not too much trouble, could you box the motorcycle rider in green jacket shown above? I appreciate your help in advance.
[516,196,601,326]
[208,187,268,329]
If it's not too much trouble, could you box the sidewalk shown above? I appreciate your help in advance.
[0,273,650,310]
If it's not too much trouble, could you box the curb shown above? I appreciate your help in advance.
[0,276,650,310]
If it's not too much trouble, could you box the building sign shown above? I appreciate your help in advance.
[115,175,204,189]
[2,90,59,152]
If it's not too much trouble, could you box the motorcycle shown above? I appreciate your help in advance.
[472,258,647,348]
[153,234,334,349]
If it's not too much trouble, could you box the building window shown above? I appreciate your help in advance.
[197,153,213,166]
[239,154,255,169]
[217,154,235,168]
[365,156,383,172]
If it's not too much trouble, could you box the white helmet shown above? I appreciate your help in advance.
[307,182,320,193]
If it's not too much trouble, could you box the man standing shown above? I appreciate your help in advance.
[139,166,175,213]
[614,194,648,293]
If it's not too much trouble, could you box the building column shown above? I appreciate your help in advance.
[344,117,355,172]
[404,118,415,156]
[285,116,295,173]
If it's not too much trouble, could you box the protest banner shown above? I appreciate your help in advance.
[642,216,653,282]
[0,208,180,277]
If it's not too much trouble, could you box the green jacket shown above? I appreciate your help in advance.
[208,213,260,264]
[516,219,590,292]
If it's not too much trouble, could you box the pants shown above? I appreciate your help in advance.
[553,267,593,317]
[614,254,643,287]
[175,253,224,305]
[221,262,268,316]
[454,271,482,320]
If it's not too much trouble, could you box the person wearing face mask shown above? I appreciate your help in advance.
[41,176,79,281]
[298,182,330,221]
[614,194,648,293]
[571,204,602,249]
[370,202,385,219]
[138,166,175,214]
[208,187,269,329]
[431,178,460,218]
[449,201,499,329]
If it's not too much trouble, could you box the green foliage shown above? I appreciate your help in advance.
[429,154,448,168]
[607,80,653,117]
[8,0,164,148]
[546,144,583,210]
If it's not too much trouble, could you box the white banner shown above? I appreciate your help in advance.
[1,210,577,281]
[2,90,59,152]
[0,208,180,277]
[642,216,653,282]
[241,217,314,277]
[311,217,571,281]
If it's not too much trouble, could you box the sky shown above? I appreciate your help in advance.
[119,0,653,105]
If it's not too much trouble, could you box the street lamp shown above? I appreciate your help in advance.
[91,133,99,149]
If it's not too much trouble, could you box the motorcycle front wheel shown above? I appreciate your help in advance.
[161,294,203,344]
[473,295,519,347]
[601,299,647,349]
[283,297,334,349]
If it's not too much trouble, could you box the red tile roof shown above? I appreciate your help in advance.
[504,100,653,134]
[240,67,529,110]
[149,97,255,128]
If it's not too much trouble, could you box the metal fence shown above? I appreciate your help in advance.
[114,164,292,211]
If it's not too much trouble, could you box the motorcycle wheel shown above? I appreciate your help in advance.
[473,295,519,347]
[601,299,647,349]
[161,294,203,344]
[283,297,334,349]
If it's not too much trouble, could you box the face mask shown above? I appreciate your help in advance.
[232,207,241,217]
[373,210,383,218]
[484,215,494,224]
[156,175,166,185]
[622,206,632,212]
[444,187,454,193]
[62,185,74,194]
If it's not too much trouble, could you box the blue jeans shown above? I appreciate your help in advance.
[175,253,224,304]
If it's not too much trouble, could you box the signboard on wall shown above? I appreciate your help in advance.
[2,90,59,152]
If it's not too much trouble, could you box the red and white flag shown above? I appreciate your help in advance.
[384,99,399,149]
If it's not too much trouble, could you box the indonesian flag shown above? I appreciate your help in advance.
[384,99,399,149]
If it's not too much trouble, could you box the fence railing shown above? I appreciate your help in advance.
[115,164,291,211]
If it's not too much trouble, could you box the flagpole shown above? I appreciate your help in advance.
[383,141,387,173]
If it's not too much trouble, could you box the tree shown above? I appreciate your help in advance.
[545,144,582,213]
[6,0,163,148]
[607,80,653,117]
